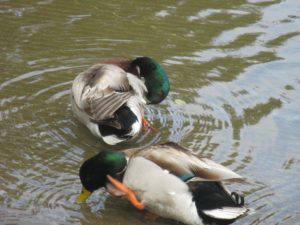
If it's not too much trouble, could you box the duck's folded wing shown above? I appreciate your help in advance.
[187,157,243,182]
[87,90,133,122]
[132,142,243,182]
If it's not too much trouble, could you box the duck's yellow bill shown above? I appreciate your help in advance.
[77,187,92,204]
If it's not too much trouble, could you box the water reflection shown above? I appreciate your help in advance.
[1,0,300,224]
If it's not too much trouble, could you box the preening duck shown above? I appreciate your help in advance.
[71,57,170,145]
[77,142,250,225]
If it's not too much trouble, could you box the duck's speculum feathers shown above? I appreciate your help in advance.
[175,172,195,182]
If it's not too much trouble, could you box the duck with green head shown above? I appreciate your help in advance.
[77,143,250,225]
[71,57,170,145]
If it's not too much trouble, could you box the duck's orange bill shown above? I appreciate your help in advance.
[106,175,145,210]
[142,117,158,132]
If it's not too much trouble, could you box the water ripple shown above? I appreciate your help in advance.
[1,0,300,224]
[0,65,83,90]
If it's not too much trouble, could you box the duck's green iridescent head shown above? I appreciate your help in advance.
[131,57,170,104]
[79,150,127,194]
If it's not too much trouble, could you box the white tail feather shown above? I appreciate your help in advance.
[203,207,249,220]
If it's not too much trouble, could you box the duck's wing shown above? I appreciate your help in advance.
[127,142,243,182]
[88,91,132,122]
[72,64,134,122]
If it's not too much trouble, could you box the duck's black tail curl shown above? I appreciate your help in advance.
[189,181,247,225]
[231,192,244,206]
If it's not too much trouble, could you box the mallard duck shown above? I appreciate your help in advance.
[71,57,170,145]
[77,142,250,225]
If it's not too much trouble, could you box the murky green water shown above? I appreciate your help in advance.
[1,0,300,224]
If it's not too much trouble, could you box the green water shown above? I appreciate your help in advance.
[1,0,300,224]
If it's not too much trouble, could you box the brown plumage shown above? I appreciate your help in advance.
[124,142,243,182]
[71,62,146,145]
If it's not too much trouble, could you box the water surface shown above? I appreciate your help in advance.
[1,0,300,224]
